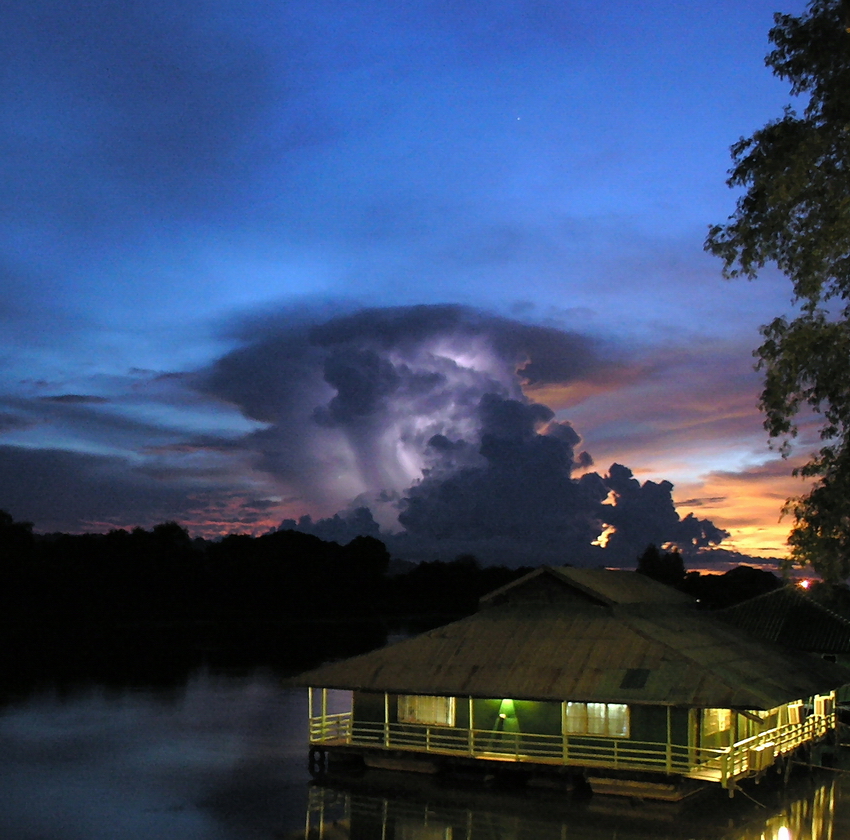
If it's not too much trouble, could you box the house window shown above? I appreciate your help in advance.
[564,702,629,738]
[703,708,731,736]
[398,695,455,726]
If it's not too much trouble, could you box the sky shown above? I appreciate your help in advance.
[0,0,820,567]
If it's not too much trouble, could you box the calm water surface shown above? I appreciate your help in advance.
[1,669,849,840]
[0,670,310,839]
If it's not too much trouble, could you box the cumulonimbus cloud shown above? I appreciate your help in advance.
[203,304,727,565]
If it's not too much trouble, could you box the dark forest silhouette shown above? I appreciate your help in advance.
[0,511,812,690]
[0,511,529,687]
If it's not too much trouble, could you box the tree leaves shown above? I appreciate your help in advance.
[706,1,850,581]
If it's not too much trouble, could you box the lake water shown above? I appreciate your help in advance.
[2,668,849,840]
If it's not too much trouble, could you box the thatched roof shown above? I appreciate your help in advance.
[294,568,849,709]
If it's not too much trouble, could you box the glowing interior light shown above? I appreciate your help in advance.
[799,579,811,589]
[498,698,515,717]
[776,826,791,840]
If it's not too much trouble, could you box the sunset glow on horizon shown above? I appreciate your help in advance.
[0,0,814,568]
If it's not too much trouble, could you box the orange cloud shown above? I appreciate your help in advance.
[525,337,826,561]
[673,457,816,558]
[523,363,648,411]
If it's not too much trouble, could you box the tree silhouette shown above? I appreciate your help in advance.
[635,544,685,588]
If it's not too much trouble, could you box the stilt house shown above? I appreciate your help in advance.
[296,567,847,797]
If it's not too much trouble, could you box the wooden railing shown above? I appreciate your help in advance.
[716,712,835,783]
[310,715,718,777]
[309,709,837,787]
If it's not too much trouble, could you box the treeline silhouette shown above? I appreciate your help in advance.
[635,543,784,608]
[0,512,805,690]
[0,512,528,687]
[0,515,527,630]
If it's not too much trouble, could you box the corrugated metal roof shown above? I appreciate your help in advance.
[717,586,850,654]
[294,599,849,709]
[551,567,695,605]
[481,566,694,607]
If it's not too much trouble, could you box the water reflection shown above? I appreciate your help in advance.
[0,668,847,840]
[301,775,842,840]
[0,670,313,840]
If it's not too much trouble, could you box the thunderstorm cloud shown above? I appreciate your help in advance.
[204,304,728,565]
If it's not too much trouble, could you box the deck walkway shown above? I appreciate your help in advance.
[309,710,836,788]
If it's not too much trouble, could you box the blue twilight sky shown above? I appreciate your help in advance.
[0,0,818,564]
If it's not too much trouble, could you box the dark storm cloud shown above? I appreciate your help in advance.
[398,394,606,547]
[601,463,728,558]
[201,304,619,512]
[391,393,725,564]
[0,445,205,532]
[314,348,405,426]
[199,304,730,564]
[280,507,382,545]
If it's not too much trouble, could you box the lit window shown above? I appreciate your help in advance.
[565,702,629,738]
[398,695,455,726]
[703,708,731,736]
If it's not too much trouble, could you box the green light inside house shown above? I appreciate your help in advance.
[498,698,516,718]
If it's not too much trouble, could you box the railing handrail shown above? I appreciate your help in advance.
[308,708,836,785]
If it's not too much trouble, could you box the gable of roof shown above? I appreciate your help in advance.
[480,566,694,608]
[717,586,850,654]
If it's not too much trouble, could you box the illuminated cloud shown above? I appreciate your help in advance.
[0,301,798,564]
[197,305,731,565]
[201,305,620,515]
[561,340,778,484]
[0,1,807,559]
[675,456,816,559]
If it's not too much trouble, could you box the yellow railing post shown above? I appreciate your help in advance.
[383,693,390,748]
